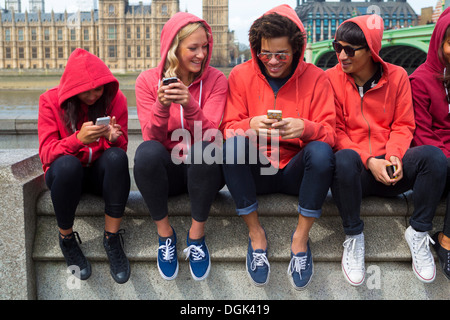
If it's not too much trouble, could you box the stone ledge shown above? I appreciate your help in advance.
[36,189,417,217]
[0,115,142,135]
[35,214,440,263]
[35,261,450,300]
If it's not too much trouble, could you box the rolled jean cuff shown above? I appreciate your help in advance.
[236,201,258,216]
[298,204,322,219]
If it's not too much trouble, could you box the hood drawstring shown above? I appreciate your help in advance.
[179,80,203,157]
[445,68,450,114]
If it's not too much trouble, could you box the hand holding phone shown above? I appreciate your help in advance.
[386,165,397,179]
[162,77,179,85]
[267,110,282,121]
[95,116,111,126]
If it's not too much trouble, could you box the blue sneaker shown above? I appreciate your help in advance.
[246,237,270,286]
[287,240,314,290]
[157,229,178,280]
[183,233,211,281]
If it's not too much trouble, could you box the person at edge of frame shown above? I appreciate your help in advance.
[410,7,450,281]
[38,48,131,284]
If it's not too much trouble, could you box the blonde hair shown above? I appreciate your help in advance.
[164,22,210,83]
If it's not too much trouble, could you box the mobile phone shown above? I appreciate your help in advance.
[386,165,397,179]
[267,110,282,121]
[162,77,179,85]
[95,116,111,126]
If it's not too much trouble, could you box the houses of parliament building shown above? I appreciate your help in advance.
[0,0,234,71]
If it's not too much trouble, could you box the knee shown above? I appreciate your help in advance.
[53,155,83,179]
[134,140,167,174]
[188,140,223,165]
[334,149,362,180]
[103,147,129,169]
[223,135,250,165]
[47,155,83,188]
[304,141,335,173]
[421,145,446,164]
[415,145,447,175]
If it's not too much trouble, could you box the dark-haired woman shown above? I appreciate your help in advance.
[38,48,131,284]
[220,5,336,290]
[411,7,450,280]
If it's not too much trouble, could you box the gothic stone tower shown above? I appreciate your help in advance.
[202,0,229,67]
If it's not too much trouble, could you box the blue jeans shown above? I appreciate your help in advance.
[222,136,335,218]
[443,158,450,237]
[331,146,447,235]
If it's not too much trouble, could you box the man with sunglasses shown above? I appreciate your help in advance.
[327,14,447,286]
[220,5,336,290]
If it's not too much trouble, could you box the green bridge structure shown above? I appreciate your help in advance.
[306,24,435,74]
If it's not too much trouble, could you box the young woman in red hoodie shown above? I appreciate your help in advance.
[38,48,131,284]
[134,13,227,281]
[220,5,336,290]
[411,7,450,280]
[327,15,447,286]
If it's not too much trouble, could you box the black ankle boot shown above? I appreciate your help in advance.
[103,229,130,284]
[59,231,91,280]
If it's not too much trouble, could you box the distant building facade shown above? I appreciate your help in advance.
[0,0,175,72]
[0,0,236,71]
[295,0,419,43]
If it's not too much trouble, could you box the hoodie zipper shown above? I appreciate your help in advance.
[360,94,372,155]
[87,147,93,166]
[357,80,386,157]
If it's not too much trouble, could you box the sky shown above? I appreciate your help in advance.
[16,0,433,44]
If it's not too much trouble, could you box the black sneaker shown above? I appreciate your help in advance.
[59,231,91,280]
[103,229,131,284]
[432,232,450,280]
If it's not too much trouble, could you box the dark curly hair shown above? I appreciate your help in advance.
[249,12,305,56]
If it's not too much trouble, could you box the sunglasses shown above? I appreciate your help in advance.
[332,41,368,57]
[257,52,291,62]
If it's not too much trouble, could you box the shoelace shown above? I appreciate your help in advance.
[250,252,270,271]
[343,237,364,271]
[447,251,450,272]
[60,231,87,267]
[105,229,127,271]
[288,255,307,279]
[183,244,206,261]
[159,238,175,261]
[411,233,435,269]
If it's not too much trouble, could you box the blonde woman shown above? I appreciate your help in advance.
[134,12,227,281]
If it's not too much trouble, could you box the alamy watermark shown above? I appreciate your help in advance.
[367,5,383,30]
[170,121,280,176]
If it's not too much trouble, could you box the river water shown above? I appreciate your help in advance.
[0,89,137,117]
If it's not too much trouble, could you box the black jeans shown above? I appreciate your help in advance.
[443,158,450,237]
[45,147,131,230]
[133,140,224,222]
[331,145,447,235]
[222,135,335,218]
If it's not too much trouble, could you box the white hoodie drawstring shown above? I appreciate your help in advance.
[179,80,203,156]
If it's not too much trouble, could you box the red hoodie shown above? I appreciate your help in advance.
[326,14,415,168]
[38,48,128,174]
[219,4,336,169]
[411,8,450,157]
[135,12,228,158]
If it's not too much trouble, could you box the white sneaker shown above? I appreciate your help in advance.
[405,226,436,283]
[342,232,365,286]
